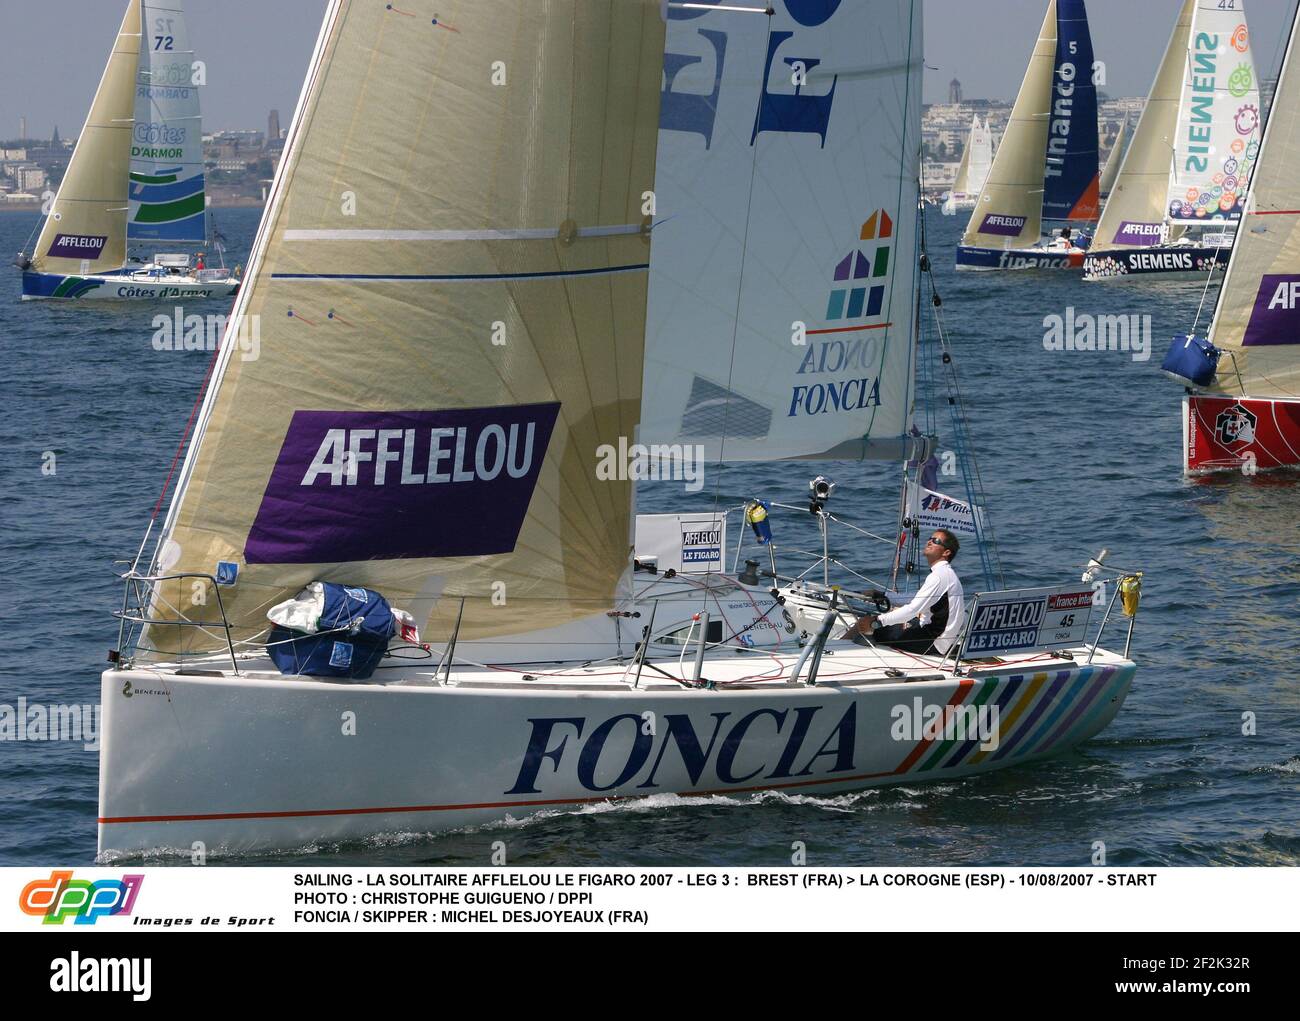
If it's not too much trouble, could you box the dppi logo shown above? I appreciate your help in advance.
[19,870,144,925]
[1216,404,1257,447]
[661,0,843,148]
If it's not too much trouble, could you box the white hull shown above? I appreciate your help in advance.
[21,270,239,302]
[97,645,1135,858]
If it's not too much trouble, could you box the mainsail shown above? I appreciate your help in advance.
[129,0,206,243]
[31,0,139,275]
[1207,3,1300,399]
[640,0,924,462]
[1041,0,1099,225]
[148,0,666,652]
[961,1,1056,248]
[1167,0,1260,226]
[1091,0,1193,250]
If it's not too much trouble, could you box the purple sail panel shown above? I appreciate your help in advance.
[47,234,108,259]
[1112,221,1163,246]
[979,214,1027,236]
[245,403,561,564]
[1242,275,1300,347]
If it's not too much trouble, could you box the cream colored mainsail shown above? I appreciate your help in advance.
[1207,4,1300,399]
[149,0,666,654]
[31,0,139,275]
[961,1,1056,248]
[952,126,973,194]
[1091,0,1192,250]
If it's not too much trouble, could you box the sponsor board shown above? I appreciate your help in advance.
[959,585,1094,657]
[906,482,981,537]
[47,234,107,260]
[635,513,727,574]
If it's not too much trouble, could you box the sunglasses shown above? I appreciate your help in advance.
[926,536,950,548]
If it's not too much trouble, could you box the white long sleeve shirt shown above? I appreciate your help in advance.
[878,559,965,654]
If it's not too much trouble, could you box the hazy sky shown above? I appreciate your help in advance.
[1,0,1293,138]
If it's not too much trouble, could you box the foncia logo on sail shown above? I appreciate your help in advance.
[246,403,560,563]
[788,210,893,418]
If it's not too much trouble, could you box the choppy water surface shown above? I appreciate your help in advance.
[0,209,1295,867]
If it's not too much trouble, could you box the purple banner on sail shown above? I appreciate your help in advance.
[1242,276,1300,347]
[47,234,107,259]
[245,403,561,564]
[1113,221,1163,246]
[979,214,1027,236]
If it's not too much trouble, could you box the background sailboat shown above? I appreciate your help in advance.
[1170,2,1300,472]
[956,0,1099,271]
[941,115,993,215]
[17,0,239,301]
[1085,0,1260,281]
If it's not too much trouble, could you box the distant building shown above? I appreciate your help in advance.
[268,109,281,144]
[15,165,47,191]
[948,78,962,104]
[51,125,60,147]
[19,116,26,141]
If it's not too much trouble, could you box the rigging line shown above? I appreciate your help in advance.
[700,8,774,621]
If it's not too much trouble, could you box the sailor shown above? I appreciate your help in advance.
[1050,226,1073,249]
[846,529,965,656]
[195,252,206,272]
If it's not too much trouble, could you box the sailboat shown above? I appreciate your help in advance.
[1165,1,1300,472]
[941,115,993,216]
[96,0,1141,858]
[1098,112,1129,200]
[1084,0,1260,282]
[15,0,239,301]
[955,0,1100,271]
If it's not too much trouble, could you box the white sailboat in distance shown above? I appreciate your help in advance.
[97,0,1142,858]
[15,0,239,300]
[941,115,993,216]
[1084,0,1261,282]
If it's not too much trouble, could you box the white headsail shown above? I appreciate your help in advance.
[954,114,993,196]
[148,0,666,653]
[129,0,207,244]
[1167,0,1260,227]
[641,0,924,462]
[1208,3,1300,399]
[31,0,139,276]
